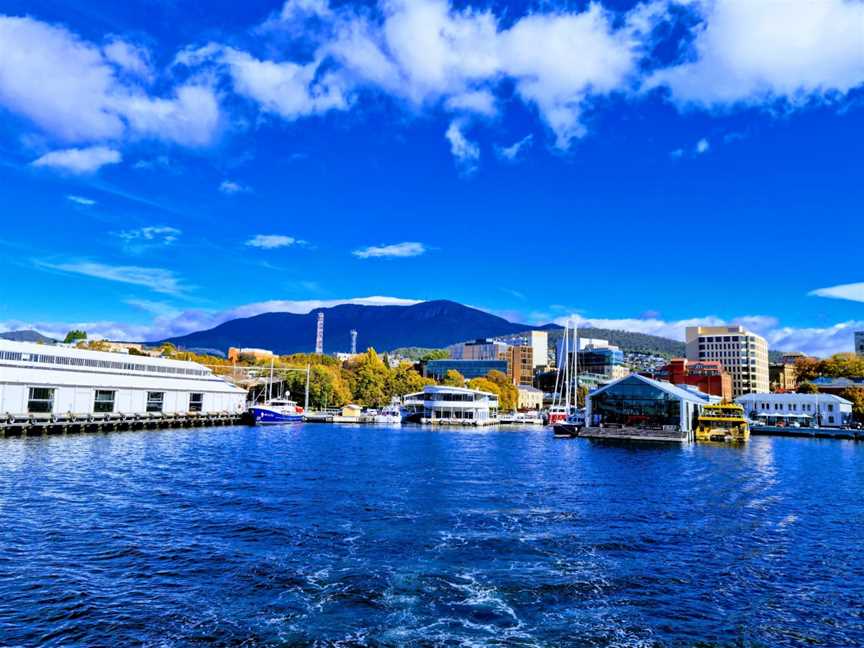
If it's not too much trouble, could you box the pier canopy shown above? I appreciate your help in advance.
[586,374,710,434]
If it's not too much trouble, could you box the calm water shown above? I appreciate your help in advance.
[1,425,863,647]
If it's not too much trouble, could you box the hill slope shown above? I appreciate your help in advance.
[0,330,56,344]
[161,300,539,354]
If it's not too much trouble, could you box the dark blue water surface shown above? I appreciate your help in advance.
[2,425,864,646]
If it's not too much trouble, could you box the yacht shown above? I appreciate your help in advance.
[249,398,304,424]
[374,400,403,425]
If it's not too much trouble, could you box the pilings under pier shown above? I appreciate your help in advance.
[0,412,248,437]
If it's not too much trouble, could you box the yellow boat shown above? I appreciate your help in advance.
[695,403,750,442]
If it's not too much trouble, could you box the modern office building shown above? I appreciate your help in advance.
[423,359,508,381]
[447,338,509,361]
[645,358,732,401]
[493,331,549,369]
[0,339,247,418]
[736,393,853,428]
[857,331,864,357]
[685,325,769,396]
[402,385,499,425]
[556,337,629,382]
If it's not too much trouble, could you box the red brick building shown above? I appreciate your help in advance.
[642,358,733,401]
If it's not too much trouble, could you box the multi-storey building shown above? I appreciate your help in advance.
[505,345,534,387]
[645,358,732,401]
[685,326,769,396]
[447,339,509,361]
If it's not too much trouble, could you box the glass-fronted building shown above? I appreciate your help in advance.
[423,359,508,381]
[586,374,712,438]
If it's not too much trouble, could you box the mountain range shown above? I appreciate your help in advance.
[159,300,686,358]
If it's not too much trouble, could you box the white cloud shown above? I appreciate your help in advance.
[31,146,121,174]
[496,134,533,161]
[445,120,479,172]
[549,311,863,358]
[35,260,187,295]
[0,16,220,146]
[67,194,97,206]
[245,234,296,249]
[648,0,864,107]
[116,226,182,248]
[352,241,426,258]
[810,282,864,304]
[695,137,710,154]
[0,295,422,342]
[103,38,153,80]
[219,179,251,194]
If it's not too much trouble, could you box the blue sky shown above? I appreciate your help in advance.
[1,0,863,355]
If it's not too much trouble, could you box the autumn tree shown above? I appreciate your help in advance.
[484,370,518,412]
[441,369,466,387]
[388,362,433,397]
[840,388,864,422]
[346,349,390,407]
[797,382,819,394]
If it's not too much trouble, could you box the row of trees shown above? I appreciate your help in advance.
[795,353,864,381]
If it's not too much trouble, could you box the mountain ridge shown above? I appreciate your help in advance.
[160,299,686,358]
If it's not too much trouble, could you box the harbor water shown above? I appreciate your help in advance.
[1,424,863,646]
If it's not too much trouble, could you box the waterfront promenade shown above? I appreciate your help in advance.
[1,424,863,646]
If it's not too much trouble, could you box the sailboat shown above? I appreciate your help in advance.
[550,319,585,438]
[248,357,305,424]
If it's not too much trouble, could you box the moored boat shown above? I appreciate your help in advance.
[374,401,403,425]
[249,399,304,424]
[695,403,749,442]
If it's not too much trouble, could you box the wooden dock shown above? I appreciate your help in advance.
[0,412,246,437]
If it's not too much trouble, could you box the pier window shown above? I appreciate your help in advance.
[27,387,54,413]
[94,390,115,413]
[189,393,203,412]
[146,392,164,413]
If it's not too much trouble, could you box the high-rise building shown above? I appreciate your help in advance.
[685,325,769,396]
[447,339,509,360]
[856,331,864,357]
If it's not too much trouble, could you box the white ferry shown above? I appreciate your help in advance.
[0,339,246,420]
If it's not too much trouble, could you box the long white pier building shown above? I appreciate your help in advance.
[0,340,246,427]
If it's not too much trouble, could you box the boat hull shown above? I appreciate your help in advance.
[553,423,581,437]
[249,407,304,425]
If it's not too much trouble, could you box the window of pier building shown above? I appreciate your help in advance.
[27,387,54,413]
[146,391,165,413]
[591,378,683,428]
[189,393,204,412]
[94,390,115,413]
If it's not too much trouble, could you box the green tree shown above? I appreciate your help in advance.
[284,365,351,410]
[793,356,823,382]
[441,369,466,387]
[420,349,450,362]
[822,353,864,378]
[63,329,87,344]
[797,382,819,394]
[840,388,864,422]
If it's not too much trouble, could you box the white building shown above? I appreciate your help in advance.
[517,385,544,411]
[736,393,853,428]
[856,331,864,357]
[402,385,499,425]
[0,340,246,418]
[685,325,769,397]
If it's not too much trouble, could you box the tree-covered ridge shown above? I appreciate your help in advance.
[544,327,685,358]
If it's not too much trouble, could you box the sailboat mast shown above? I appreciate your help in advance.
[268,357,274,402]
[573,318,579,408]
